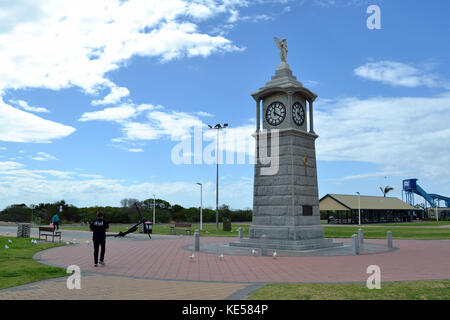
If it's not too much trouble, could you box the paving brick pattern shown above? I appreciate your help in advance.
[0,274,248,300]
[38,237,450,283]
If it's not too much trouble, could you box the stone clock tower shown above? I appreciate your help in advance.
[231,38,342,251]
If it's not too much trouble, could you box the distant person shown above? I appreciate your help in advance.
[90,211,109,267]
[51,213,60,231]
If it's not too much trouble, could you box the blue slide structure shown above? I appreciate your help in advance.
[403,179,450,208]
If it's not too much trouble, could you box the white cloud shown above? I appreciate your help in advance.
[81,98,257,157]
[32,152,57,161]
[203,123,255,158]
[80,104,137,123]
[315,93,450,181]
[0,0,245,97]
[0,161,24,171]
[33,169,73,178]
[0,168,253,209]
[197,111,214,117]
[79,173,103,179]
[121,110,203,141]
[9,99,50,113]
[120,122,161,141]
[0,160,71,179]
[0,98,75,143]
[91,85,130,106]
[354,61,449,88]
[228,9,240,23]
[241,14,273,22]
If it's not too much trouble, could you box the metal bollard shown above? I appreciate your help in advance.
[194,229,200,252]
[238,227,243,240]
[352,234,360,255]
[387,231,393,248]
[261,234,268,256]
[358,228,364,244]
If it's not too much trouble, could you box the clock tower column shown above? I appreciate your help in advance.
[230,45,342,251]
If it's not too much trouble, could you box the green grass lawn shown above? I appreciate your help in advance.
[61,223,251,237]
[59,221,450,239]
[247,280,450,300]
[373,221,450,227]
[323,225,450,239]
[0,236,66,290]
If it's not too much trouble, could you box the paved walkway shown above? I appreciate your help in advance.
[0,274,252,300]
[1,234,449,300]
[37,237,450,283]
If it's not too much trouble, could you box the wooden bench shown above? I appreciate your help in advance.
[39,227,61,243]
[170,223,192,235]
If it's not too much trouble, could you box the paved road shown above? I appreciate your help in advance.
[0,226,169,242]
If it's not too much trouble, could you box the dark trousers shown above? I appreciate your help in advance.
[93,239,106,264]
[53,222,59,231]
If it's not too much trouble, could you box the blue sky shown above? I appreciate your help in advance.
[1,0,450,210]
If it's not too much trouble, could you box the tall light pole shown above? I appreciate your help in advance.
[153,194,156,224]
[435,199,439,222]
[208,123,228,231]
[196,182,203,230]
[29,204,36,225]
[356,192,361,225]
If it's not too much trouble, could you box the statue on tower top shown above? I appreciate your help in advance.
[274,37,288,63]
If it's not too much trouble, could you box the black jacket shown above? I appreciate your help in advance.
[90,219,109,241]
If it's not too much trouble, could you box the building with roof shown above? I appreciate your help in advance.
[319,194,420,224]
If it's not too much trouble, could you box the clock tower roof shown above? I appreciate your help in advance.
[251,62,317,102]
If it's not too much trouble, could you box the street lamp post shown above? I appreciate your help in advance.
[29,204,36,225]
[196,182,203,230]
[208,123,228,232]
[153,194,156,224]
[435,199,439,222]
[356,192,361,225]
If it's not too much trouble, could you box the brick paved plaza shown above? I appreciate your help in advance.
[1,235,449,299]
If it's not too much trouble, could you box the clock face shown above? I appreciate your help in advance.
[265,101,286,126]
[292,102,305,126]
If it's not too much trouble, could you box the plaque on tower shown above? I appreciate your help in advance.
[230,38,343,252]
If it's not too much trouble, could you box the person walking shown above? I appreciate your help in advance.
[89,211,109,267]
[51,213,60,231]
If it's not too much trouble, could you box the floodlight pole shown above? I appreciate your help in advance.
[435,200,439,222]
[153,194,156,224]
[356,192,361,225]
[30,204,36,225]
[196,182,203,230]
[208,123,228,232]
[216,128,219,232]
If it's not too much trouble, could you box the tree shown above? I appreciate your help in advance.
[380,186,394,197]
[0,204,31,222]
[120,198,139,208]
